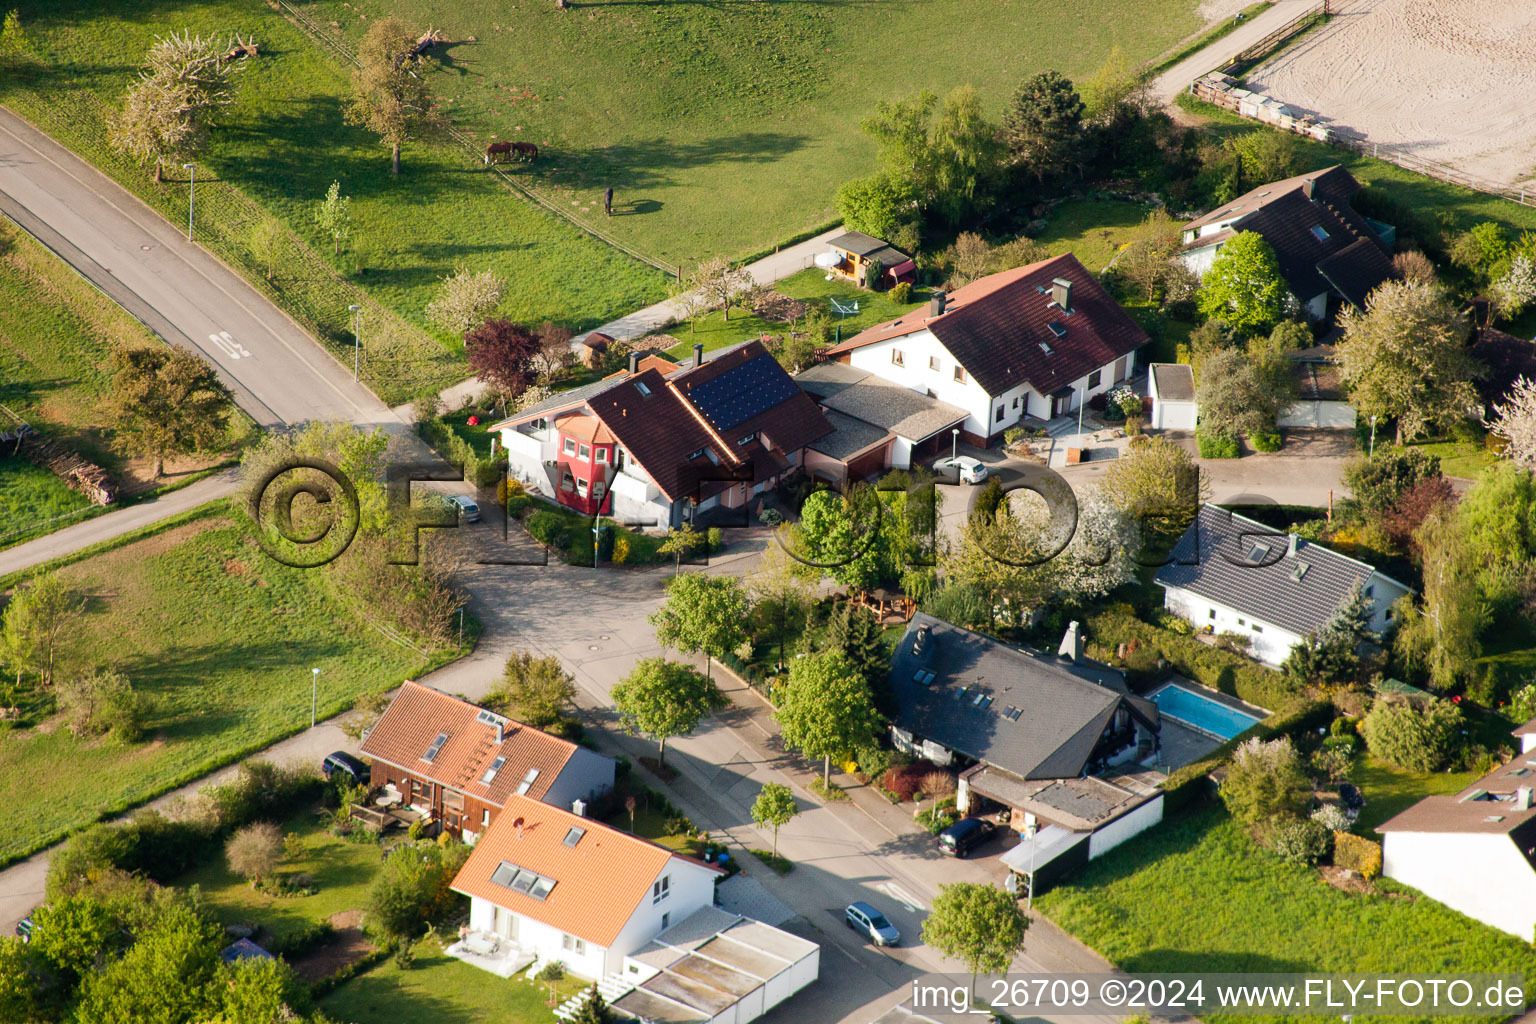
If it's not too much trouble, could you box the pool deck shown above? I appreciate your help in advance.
[1147,677,1270,767]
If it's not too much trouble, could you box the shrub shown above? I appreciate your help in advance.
[889,282,912,304]
[1003,426,1027,448]
[265,920,334,958]
[1196,430,1240,459]
[1250,431,1282,453]
[1333,832,1383,879]
[853,744,894,781]
[365,841,471,943]
[1310,803,1350,832]
[1310,744,1353,785]
[526,509,567,546]
[707,526,724,553]
[226,822,284,883]
[1360,699,1464,772]
[1220,737,1312,825]
[1266,817,1331,865]
[881,762,934,802]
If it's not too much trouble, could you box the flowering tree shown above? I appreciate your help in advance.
[1488,376,1536,471]
[426,265,504,336]
[1492,253,1536,320]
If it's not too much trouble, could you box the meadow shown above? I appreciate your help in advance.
[296,0,1209,266]
[0,511,463,867]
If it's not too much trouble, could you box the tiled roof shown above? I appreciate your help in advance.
[1183,165,1361,232]
[1151,363,1195,402]
[1154,504,1405,638]
[555,412,617,445]
[888,614,1155,781]
[360,682,577,806]
[451,794,719,947]
[796,363,968,442]
[1316,237,1395,309]
[826,254,1149,398]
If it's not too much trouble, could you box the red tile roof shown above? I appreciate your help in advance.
[451,794,721,947]
[827,253,1149,397]
[360,682,577,806]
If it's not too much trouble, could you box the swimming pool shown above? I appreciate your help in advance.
[1150,683,1263,740]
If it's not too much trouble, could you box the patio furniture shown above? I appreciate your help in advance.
[461,933,501,958]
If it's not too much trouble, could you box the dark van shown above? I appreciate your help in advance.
[322,751,369,787]
[937,817,996,858]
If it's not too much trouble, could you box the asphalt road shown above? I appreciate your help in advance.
[0,106,397,431]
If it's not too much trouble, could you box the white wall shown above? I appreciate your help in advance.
[1301,291,1328,321]
[1383,831,1536,942]
[542,748,616,812]
[1278,400,1356,429]
[1363,573,1411,635]
[1153,399,1197,431]
[604,858,719,975]
[1180,246,1221,277]
[1162,585,1303,667]
[847,330,993,436]
[468,897,609,980]
[1088,796,1164,860]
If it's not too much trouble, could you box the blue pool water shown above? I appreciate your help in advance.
[1151,684,1262,740]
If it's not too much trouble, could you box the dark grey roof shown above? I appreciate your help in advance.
[827,230,910,268]
[807,409,892,460]
[890,614,1154,781]
[1151,363,1195,401]
[496,374,620,424]
[794,364,967,442]
[1155,504,1405,638]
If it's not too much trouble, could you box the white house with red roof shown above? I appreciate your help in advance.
[492,340,832,527]
[822,253,1149,446]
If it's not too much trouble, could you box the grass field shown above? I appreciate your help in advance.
[1034,198,1159,272]
[0,458,93,541]
[0,513,460,866]
[182,808,383,945]
[3,0,669,402]
[1039,805,1536,1017]
[297,0,1209,266]
[319,940,585,1024]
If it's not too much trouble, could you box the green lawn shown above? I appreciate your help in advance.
[297,0,1210,266]
[319,941,585,1024]
[1039,805,1536,1019]
[3,0,668,403]
[1351,755,1476,835]
[1033,198,1159,272]
[0,513,462,867]
[0,457,93,541]
[1406,438,1496,481]
[656,268,928,359]
[181,808,383,946]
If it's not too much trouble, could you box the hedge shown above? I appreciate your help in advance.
[1250,430,1282,453]
[1333,832,1383,879]
[1159,698,1333,812]
[1196,430,1240,459]
[418,419,502,487]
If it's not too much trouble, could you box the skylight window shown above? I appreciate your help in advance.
[1006,707,1023,721]
[475,709,506,729]
[1039,342,1053,356]
[1246,542,1272,565]
[422,732,449,763]
[490,861,557,901]
[973,692,987,706]
[1047,321,1067,339]
[1310,225,1330,242]
[687,447,706,461]
[563,826,587,848]
[480,756,507,785]
[516,767,541,795]
[635,381,652,396]
[1486,815,1506,823]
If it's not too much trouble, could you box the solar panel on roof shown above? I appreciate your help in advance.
[687,355,798,431]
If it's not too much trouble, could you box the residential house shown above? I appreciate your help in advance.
[1378,719,1536,942]
[359,681,615,844]
[1179,165,1395,321]
[889,613,1166,893]
[817,231,916,291]
[1155,504,1411,667]
[794,362,969,483]
[822,253,1149,446]
[493,340,833,527]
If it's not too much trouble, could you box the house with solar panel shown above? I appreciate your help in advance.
[492,340,832,527]
[358,681,616,843]
[820,253,1149,446]
[1155,505,1411,667]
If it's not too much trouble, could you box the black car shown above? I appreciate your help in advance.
[322,751,369,787]
[937,817,996,858]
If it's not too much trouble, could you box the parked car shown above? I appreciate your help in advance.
[933,455,989,484]
[937,817,996,858]
[844,901,900,947]
[322,751,369,787]
[15,917,35,944]
[450,495,481,523]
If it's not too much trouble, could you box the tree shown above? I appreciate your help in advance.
[856,86,1000,229]
[1382,475,1457,552]
[214,956,310,1024]
[1392,249,1438,286]
[1219,737,1311,825]
[773,651,882,788]
[921,883,1027,996]
[532,321,575,380]
[1283,585,1373,685]
[1395,507,1488,690]
[928,85,1002,225]
[426,264,504,336]
[1226,131,1301,189]
[649,573,749,681]
[1080,46,1147,120]
[1449,222,1511,285]
[71,900,224,1024]
[1454,461,1536,606]
[57,668,145,741]
[1489,376,1536,471]
[690,256,752,323]
[1,572,84,690]
[826,602,890,705]
[1344,447,1441,518]
[485,651,575,726]
[365,841,471,942]
[1117,210,1184,300]
[797,487,892,591]
[659,521,706,574]
[1197,231,1291,336]
[834,171,917,242]
[571,983,617,1024]
[1196,348,1291,439]
[751,783,798,857]
[315,180,352,257]
[346,16,441,174]
[0,10,29,69]
[535,961,565,1007]
[1099,435,1210,538]
[750,533,817,671]
[1336,280,1482,444]
[611,658,726,767]
[1360,698,1464,772]
[465,319,540,403]
[108,31,240,183]
[225,822,283,884]
[1000,70,1084,181]
[109,346,233,477]
[249,217,287,282]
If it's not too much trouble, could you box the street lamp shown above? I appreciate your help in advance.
[951,428,959,462]
[348,305,362,380]
[182,163,196,242]
[311,668,319,728]
[1369,415,1378,458]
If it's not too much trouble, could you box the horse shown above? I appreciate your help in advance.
[511,141,539,163]
[485,141,513,165]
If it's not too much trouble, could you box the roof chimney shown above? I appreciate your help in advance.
[494,722,504,744]
[1051,278,1073,313]
[1519,787,1532,811]
[1059,620,1084,662]
[693,342,705,368]
[627,351,640,374]
[929,291,947,318]
[571,798,587,818]
[1303,177,1316,200]
[1287,533,1299,558]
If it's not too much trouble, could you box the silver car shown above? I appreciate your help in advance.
[450,495,481,522]
[934,455,989,484]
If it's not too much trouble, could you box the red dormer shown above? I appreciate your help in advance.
[553,412,615,515]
